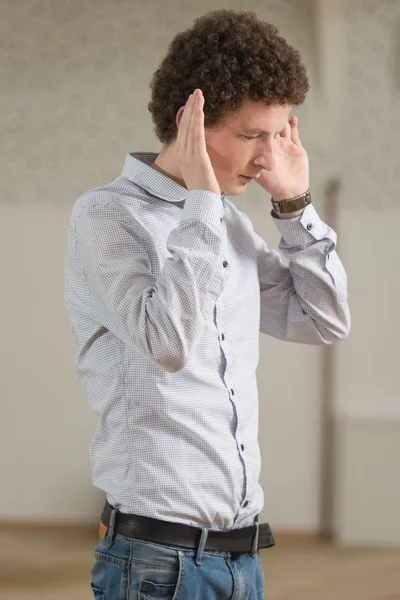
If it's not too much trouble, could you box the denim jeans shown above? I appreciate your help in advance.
[90,522,266,599]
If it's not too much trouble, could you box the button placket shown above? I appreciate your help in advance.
[215,256,249,510]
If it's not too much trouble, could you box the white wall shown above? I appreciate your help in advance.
[1,0,399,537]
[0,205,104,521]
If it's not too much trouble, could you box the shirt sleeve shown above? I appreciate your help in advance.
[247,204,350,344]
[74,191,227,373]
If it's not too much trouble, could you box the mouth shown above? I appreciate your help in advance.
[239,175,255,182]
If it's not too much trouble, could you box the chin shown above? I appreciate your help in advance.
[222,184,247,197]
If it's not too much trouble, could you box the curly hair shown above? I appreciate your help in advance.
[148,9,309,145]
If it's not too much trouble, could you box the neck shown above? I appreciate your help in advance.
[151,142,187,189]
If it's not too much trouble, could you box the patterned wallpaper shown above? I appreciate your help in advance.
[1,0,399,210]
[338,0,400,211]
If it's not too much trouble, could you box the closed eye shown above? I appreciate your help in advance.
[243,133,281,140]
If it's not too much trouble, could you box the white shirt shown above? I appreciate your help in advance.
[64,152,350,531]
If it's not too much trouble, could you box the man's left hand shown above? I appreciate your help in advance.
[256,116,309,201]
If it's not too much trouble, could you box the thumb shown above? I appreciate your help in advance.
[290,116,302,146]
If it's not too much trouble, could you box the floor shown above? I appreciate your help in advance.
[1,527,399,600]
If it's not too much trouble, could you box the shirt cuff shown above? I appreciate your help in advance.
[271,203,336,246]
[180,190,224,233]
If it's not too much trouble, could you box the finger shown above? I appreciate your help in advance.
[279,118,291,138]
[186,89,200,155]
[193,91,207,155]
[176,93,193,152]
[290,116,302,145]
[177,92,195,153]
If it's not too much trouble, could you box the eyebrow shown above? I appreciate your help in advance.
[242,128,270,134]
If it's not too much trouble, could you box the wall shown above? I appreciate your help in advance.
[1,0,399,537]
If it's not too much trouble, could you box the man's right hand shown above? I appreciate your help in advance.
[175,89,221,197]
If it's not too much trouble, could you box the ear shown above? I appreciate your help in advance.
[176,105,186,129]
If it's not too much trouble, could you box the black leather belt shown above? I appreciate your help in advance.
[100,501,275,553]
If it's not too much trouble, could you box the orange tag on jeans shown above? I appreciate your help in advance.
[99,521,108,540]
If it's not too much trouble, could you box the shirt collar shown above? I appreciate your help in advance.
[121,152,226,205]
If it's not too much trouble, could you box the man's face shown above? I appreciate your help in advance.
[204,98,292,196]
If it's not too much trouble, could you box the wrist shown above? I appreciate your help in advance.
[273,207,305,219]
[271,189,311,217]
[271,189,308,202]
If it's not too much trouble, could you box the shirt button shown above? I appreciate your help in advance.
[306,223,313,231]
[231,389,235,395]
[241,444,245,451]
[223,260,228,268]
[244,501,248,507]
[220,217,223,223]
[221,333,225,341]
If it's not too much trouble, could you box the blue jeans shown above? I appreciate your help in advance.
[90,523,266,599]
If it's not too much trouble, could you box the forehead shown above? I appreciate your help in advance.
[224,98,291,131]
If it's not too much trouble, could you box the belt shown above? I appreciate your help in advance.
[100,501,275,554]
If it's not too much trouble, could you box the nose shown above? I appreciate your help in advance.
[253,140,276,172]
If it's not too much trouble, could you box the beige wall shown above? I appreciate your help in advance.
[1,0,399,538]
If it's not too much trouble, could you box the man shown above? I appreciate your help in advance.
[65,8,350,599]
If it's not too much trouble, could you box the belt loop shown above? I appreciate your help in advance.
[105,507,118,549]
[250,520,259,558]
[195,527,209,566]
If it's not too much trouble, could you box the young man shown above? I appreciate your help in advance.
[65,9,350,599]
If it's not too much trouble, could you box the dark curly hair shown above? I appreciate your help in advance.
[148,9,309,145]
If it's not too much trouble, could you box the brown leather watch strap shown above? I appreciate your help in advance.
[271,190,311,215]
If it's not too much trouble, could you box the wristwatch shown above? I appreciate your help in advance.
[271,190,311,215]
